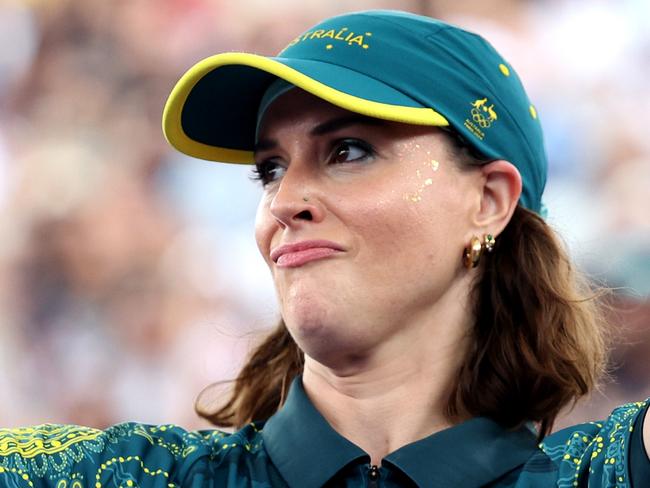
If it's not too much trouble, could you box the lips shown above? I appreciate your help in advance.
[270,240,345,268]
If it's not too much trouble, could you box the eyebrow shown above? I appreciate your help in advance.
[253,114,387,154]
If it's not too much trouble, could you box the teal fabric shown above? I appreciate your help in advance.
[1,376,648,487]
[180,10,547,213]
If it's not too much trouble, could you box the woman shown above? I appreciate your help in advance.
[1,9,648,488]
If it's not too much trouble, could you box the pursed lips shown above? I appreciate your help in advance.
[270,240,345,268]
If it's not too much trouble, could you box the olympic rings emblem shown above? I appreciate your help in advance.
[471,108,492,128]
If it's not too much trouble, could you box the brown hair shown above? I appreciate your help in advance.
[196,133,611,441]
[447,205,610,439]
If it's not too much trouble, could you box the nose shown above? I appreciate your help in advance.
[269,166,325,228]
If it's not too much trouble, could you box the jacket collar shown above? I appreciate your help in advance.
[262,375,538,488]
[262,375,367,488]
[383,414,539,487]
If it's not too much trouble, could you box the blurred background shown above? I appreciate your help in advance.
[0,0,648,430]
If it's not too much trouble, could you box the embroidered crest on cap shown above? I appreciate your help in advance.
[464,97,498,140]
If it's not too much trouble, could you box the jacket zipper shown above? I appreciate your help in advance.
[367,464,379,488]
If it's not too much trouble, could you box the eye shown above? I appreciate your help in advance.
[331,139,375,164]
[249,158,286,186]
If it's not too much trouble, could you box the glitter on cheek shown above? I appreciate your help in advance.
[402,159,442,202]
[404,194,422,202]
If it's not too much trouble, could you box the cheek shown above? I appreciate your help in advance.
[350,172,468,269]
[344,188,431,266]
[254,198,273,263]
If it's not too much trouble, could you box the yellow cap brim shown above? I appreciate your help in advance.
[162,52,449,163]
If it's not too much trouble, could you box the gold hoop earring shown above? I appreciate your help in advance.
[463,236,483,269]
[463,234,497,269]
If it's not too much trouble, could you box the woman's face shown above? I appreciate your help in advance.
[254,89,483,365]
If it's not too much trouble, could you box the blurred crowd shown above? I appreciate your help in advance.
[0,0,648,431]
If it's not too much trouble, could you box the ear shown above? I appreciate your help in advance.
[472,160,522,235]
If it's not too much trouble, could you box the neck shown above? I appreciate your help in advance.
[301,318,469,466]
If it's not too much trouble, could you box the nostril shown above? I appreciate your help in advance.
[296,210,313,221]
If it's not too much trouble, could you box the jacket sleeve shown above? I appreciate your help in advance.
[0,422,218,487]
[540,398,650,487]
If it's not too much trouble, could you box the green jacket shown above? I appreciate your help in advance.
[1,377,649,487]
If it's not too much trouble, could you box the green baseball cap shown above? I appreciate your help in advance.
[163,9,547,213]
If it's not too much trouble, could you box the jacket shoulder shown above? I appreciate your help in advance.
[0,421,244,487]
[539,399,649,487]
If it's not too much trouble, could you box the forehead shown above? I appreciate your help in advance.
[256,88,444,144]
[257,88,352,134]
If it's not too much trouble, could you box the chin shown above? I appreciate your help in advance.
[284,304,330,340]
[284,310,370,368]
[281,285,331,328]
